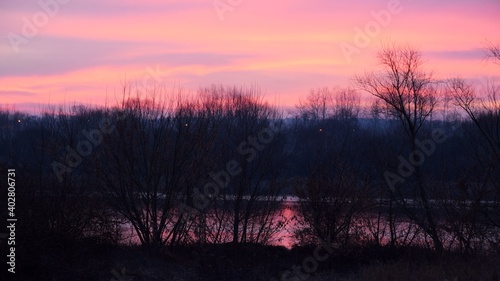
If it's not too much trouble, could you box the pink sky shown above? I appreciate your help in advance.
[1,0,499,113]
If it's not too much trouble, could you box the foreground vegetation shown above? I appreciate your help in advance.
[5,241,500,281]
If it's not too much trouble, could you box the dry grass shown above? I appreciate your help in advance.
[360,254,500,281]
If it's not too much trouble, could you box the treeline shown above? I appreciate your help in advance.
[1,44,499,279]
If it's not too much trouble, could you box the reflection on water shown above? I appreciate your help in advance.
[119,201,303,248]
[118,199,487,250]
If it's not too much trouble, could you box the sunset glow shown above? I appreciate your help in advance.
[1,0,499,113]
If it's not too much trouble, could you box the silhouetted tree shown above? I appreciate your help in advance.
[356,43,443,251]
[195,85,288,245]
[296,87,333,123]
[485,42,500,64]
[448,77,500,244]
[96,87,220,253]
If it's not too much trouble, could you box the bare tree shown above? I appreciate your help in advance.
[296,87,333,122]
[197,85,287,245]
[448,77,500,237]
[292,85,369,247]
[355,43,443,251]
[97,86,220,253]
[485,42,500,64]
[355,44,437,140]
[448,78,500,159]
[296,87,361,123]
[333,88,361,121]
[294,153,370,246]
[8,107,122,280]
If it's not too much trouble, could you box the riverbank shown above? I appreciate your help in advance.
[10,241,500,281]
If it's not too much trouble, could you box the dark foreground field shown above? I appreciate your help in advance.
[7,240,500,281]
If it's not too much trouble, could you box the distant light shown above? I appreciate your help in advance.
[319,128,323,132]
[17,119,21,123]
[185,123,188,127]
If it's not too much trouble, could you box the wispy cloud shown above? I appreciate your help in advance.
[0,90,36,97]
[1,0,499,110]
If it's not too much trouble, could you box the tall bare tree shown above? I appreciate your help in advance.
[355,43,443,251]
